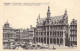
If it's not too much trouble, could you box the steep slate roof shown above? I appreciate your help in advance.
[37,15,64,26]
[50,15,63,21]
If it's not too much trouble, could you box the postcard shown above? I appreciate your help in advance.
[0,0,80,51]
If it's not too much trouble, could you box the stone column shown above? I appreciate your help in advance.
[37,37,39,43]
[63,31,65,46]
[46,27,47,44]
[35,37,36,43]
[52,38,53,44]
[49,26,50,45]
[39,31,41,43]
[71,37,72,46]
[37,31,38,43]
[43,31,44,44]
[40,37,41,43]
[55,31,57,45]
[59,38,60,45]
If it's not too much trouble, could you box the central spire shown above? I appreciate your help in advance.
[64,9,67,15]
[47,6,51,18]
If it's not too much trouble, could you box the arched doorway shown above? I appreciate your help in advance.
[53,38,56,44]
[44,37,46,44]
[36,37,38,43]
[60,38,63,45]
[50,38,52,44]
[34,37,36,43]
[57,38,59,44]
[41,38,43,43]
[39,37,40,43]
[47,38,49,44]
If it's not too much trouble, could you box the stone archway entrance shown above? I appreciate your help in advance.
[36,37,38,43]
[39,37,40,43]
[50,38,52,44]
[53,38,56,44]
[47,38,49,44]
[41,38,43,43]
[60,38,63,45]
[57,38,59,44]
[44,37,46,44]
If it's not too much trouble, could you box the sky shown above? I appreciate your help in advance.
[1,0,80,29]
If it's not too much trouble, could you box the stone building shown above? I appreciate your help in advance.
[3,22,16,45]
[14,29,20,42]
[34,6,72,46]
[28,25,36,43]
[3,22,29,44]
[19,29,29,43]
[3,6,77,48]
[70,19,77,46]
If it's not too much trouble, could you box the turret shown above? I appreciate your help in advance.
[64,9,67,15]
[47,6,51,18]
[3,21,10,28]
[63,9,68,25]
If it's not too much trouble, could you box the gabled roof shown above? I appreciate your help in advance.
[37,15,64,26]
[70,19,77,25]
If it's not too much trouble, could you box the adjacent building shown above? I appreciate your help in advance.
[28,25,36,43]
[3,22,29,45]
[19,29,29,43]
[3,22,16,45]
[70,19,77,46]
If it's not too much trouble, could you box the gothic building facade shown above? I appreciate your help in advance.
[28,25,36,43]
[34,6,77,46]
[3,6,77,48]
[3,22,16,45]
[70,19,77,46]
[3,22,29,45]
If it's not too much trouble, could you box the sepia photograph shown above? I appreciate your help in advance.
[0,0,80,51]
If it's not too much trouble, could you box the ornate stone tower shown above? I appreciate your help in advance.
[47,6,51,18]
[46,6,51,25]
[63,9,68,25]
[3,21,10,29]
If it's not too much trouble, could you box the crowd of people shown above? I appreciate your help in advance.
[3,41,56,49]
